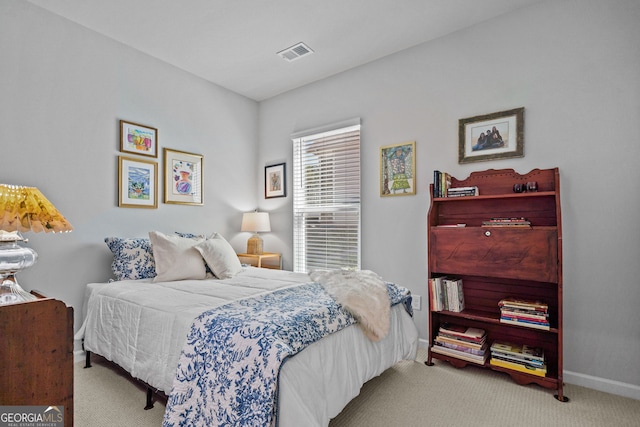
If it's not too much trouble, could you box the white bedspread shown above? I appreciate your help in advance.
[76,267,418,426]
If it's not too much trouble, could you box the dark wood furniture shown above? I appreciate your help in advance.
[426,168,566,401]
[0,292,74,425]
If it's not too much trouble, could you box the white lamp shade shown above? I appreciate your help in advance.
[241,212,271,233]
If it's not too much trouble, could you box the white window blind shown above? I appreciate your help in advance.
[292,122,361,273]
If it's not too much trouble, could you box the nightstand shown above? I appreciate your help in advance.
[237,252,282,270]
[0,292,74,426]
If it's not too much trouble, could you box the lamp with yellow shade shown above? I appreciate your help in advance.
[241,211,271,255]
[0,184,73,305]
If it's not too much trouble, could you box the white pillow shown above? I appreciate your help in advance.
[194,233,243,279]
[149,231,207,282]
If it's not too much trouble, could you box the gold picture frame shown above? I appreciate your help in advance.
[118,156,158,208]
[163,148,203,205]
[120,120,158,158]
[380,141,416,196]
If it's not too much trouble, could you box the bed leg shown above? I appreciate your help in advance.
[84,350,92,368]
[144,387,154,410]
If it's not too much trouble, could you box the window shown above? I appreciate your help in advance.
[292,120,361,273]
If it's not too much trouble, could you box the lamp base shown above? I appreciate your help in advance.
[246,234,264,255]
[0,276,37,305]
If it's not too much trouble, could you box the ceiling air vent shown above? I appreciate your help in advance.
[277,42,314,62]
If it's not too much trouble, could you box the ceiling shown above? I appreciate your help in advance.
[26,0,543,101]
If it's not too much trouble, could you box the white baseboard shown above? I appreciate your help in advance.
[564,370,640,401]
[418,338,640,400]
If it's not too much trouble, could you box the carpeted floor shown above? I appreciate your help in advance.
[74,349,640,426]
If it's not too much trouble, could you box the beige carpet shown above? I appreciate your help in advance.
[74,349,640,427]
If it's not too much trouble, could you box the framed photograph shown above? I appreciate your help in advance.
[265,163,286,199]
[120,120,158,158]
[459,107,524,164]
[118,156,158,208]
[163,148,203,205]
[380,141,416,196]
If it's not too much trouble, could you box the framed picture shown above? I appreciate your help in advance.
[380,141,416,196]
[265,163,286,199]
[120,120,158,158]
[118,156,158,208]
[163,148,203,205]
[458,107,524,164]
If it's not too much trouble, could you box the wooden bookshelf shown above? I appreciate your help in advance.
[426,168,567,401]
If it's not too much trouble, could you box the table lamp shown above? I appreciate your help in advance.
[0,184,73,305]
[241,211,270,254]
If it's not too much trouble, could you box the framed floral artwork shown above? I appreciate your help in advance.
[118,156,158,208]
[163,148,203,205]
[120,120,158,158]
[458,107,524,164]
[380,141,416,196]
[265,163,286,199]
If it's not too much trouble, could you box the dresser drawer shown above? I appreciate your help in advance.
[430,227,558,283]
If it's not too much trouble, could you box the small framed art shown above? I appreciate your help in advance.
[120,120,158,158]
[265,163,286,199]
[164,148,203,205]
[118,156,158,208]
[458,107,524,164]
[380,141,416,196]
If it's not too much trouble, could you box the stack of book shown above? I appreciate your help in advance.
[498,297,550,330]
[490,341,547,377]
[429,276,464,312]
[481,217,531,227]
[447,186,479,197]
[431,323,487,365]
[432,170,451,198]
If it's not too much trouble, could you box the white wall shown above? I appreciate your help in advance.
[1,0,259,337]
[258,0,640,398]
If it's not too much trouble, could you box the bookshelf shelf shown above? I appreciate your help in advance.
[427,168,567,402]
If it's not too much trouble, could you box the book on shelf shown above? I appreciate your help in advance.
[498,297,549,312]
[491,353,545,368]
[433,340,488,357]
[438,323,485,341]
[500,317,550,330]
[435,334,486,350]
[431,345,488,365]
[490,341,545,363]
[447,186,479,197]
[489,357,547,377]
[429,277,464,312]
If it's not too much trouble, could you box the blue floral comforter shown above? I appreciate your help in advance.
[163,281,411,427]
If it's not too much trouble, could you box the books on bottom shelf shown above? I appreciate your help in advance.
[429,276,464,312]
[489,357,547,377]
[431,323,488,365]
[490,340,547,377]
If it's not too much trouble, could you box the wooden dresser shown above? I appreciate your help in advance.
[0,293,74,426]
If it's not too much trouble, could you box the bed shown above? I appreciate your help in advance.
[76,232,419,426]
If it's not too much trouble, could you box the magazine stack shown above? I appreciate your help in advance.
[498,297,550,330]
[431,323,487,365]
[489,341,547,377]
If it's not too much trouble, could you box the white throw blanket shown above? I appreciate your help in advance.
[310,269,391,341]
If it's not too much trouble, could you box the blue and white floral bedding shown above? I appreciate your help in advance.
[76,268,418,427]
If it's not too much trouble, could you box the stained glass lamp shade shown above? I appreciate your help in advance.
[0,184,73,304]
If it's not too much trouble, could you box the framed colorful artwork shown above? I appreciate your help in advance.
[458,107,524,164]
[164,148,203,205]
[118,156,158,208]
[265,163,286,199]
[380,141,416,196]
[120,120,158,158]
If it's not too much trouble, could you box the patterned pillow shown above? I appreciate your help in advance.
[104,237,156,281]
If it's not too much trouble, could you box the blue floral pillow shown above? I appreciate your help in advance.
[104,237,156,280]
